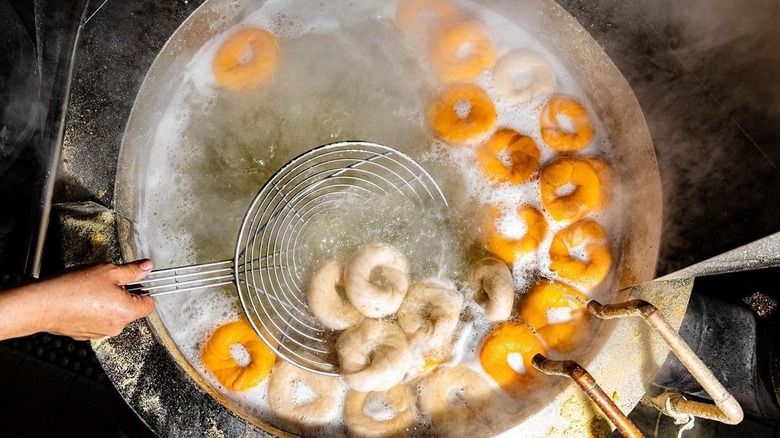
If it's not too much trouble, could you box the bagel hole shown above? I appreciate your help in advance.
[335,284,349,302]
[453,98,472,120]
[473,284,489,306]
[363,393,397,421]
[507,352,527,374]
[496,211,527,240]
[497,148,513,168]
[291,379,318,406]
[565,242,591,263]
[446,387,469,408]
[369,267,391,287]
[510,68,534,91]
[546,307,574,324]
[229,343,251,367]
[555,182,577,197]
[509,149,535,172]
[238,45,254,66]
[455,41,475,60]
[554,114,576,134]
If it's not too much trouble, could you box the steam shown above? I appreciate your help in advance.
[596,0,780,274]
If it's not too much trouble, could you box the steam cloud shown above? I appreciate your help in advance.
[591,0,780,274]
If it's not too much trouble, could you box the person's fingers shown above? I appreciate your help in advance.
[125,293,156,319]
[109,259,154,285]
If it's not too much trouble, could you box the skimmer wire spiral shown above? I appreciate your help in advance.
[231,141,447,375]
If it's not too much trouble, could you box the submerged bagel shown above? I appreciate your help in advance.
[430,21,497,82]
[306,260,364,330]
[343,244,410,318]
[419,366,496,437]
[395,0,458,34]
[336,319,412,392]
[201,320,276,392]
[344,384,415,438]
[267,359,341,426]
[212,27,279,91]
[468,257,514,322]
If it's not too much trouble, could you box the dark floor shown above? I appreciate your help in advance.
[0,335,155,436]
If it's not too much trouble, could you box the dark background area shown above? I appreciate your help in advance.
[0,0,779,436]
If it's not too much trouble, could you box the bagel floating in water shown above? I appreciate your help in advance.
[540,95,594,152]
[430,21,497,82]
[336,319,412,392]
[484,204,548,264]
[479,321,546,398]
[267,359,341,427]
[343,244,410,318]
[586,156,616,212]
[428,82,497,145]
[306,260,364,330]
[467,257,514,322]
[520,279,590,352]
[397,279,463,354]
[539,156,600,222]
[476,128,541,185]
[343,384,415,438]
[212,27,279,91]
[201,320,276,392]
[549,219,612,290]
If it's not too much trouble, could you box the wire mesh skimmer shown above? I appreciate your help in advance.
[125,141,448,375]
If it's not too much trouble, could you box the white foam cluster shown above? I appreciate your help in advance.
[506,352,527,374]
[545,307,574,324]
[291,379,318,406]
[362,393,397,421]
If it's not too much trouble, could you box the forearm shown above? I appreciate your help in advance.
[0,262,154,341]
[0,282,50,341]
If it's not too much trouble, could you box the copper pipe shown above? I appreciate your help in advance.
[532,354,644,438]
[589,299,744,425]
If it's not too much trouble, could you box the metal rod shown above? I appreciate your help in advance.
[24,2,90,278]
[532,354,644,438]
[588,299,744,425]
[145,281,235,297]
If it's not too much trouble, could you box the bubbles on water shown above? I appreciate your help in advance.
[362,393,398,421]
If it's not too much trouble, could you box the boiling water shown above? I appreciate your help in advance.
[135,0,623,435]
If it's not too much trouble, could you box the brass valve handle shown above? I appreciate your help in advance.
[532,354,645,438]
[532,299,744,438]
[588,299,744,425]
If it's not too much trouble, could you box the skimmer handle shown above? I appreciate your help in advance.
[124,259,235,297]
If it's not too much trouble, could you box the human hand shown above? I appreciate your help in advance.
[0,260,156,341]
